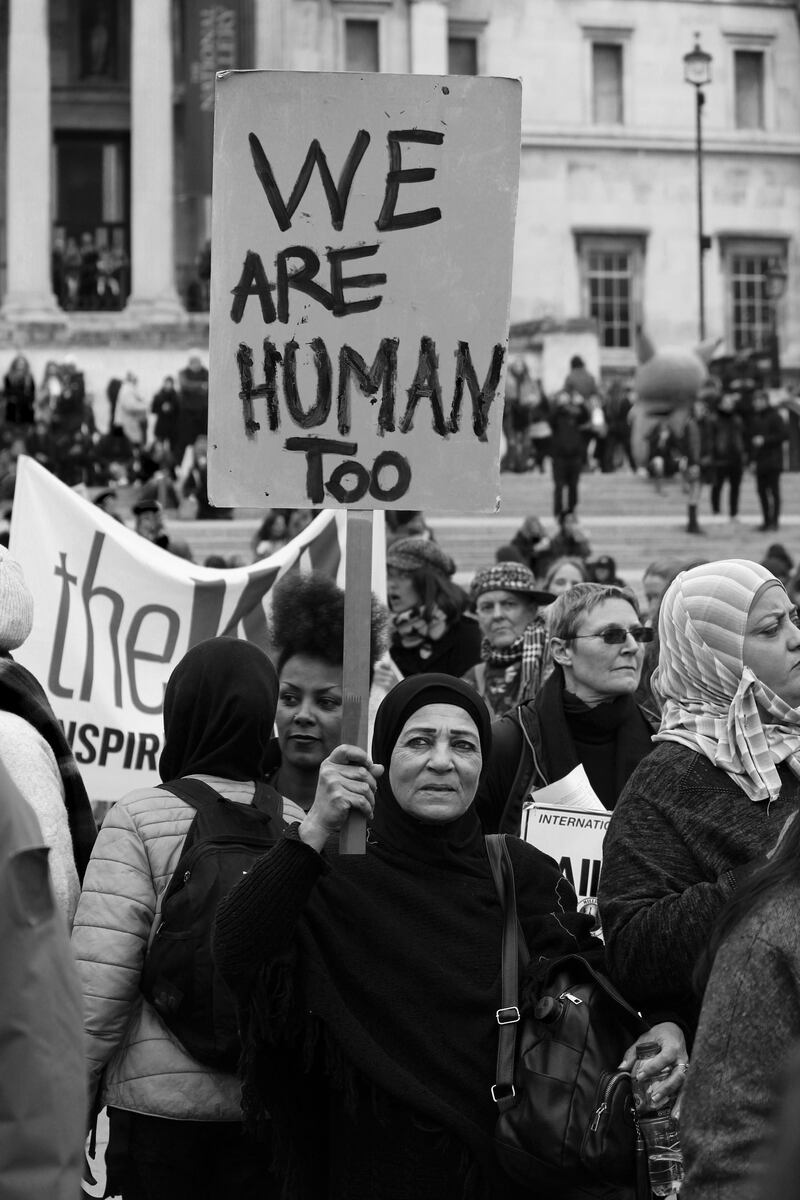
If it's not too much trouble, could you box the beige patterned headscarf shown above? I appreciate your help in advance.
[653,559,800,802]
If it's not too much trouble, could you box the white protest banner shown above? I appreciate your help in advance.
[207,70,521,511]
[520,802,610,909]
[10,456,386,804]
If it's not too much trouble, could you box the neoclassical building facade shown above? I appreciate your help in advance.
[1,0,798,383]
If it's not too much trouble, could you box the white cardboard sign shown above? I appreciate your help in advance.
[208,70,521,511]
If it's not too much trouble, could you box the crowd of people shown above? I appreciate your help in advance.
[0,350,212,502]
[5,339,800,1199]
[4,456,800,1199]
[504,353,796,536]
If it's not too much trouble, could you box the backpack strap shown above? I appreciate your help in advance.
[160,776,281,821]
[487,833,525,1114]
[252,779,282,822]
[159,777,226,809]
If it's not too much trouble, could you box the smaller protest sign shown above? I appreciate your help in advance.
[520,802,610,912]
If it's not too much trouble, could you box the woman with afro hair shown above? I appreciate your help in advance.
[266,573,388,812]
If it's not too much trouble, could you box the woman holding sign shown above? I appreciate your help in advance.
[600,559,800,1042]
[214,674,686,1200]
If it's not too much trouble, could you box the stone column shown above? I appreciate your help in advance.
[126,0,184,320]
[2,0,62,322]
[409,0,449,75]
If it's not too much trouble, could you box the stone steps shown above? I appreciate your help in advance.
[162,467,800,593]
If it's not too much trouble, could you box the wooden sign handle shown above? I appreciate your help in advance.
[339,509,374,855]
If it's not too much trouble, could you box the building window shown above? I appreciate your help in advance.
[592,43,623,124]
[345,19,379,72]
[734,49,765,129]
[585,245,636,349]
[449,35,478,76]
[727,249,780,352]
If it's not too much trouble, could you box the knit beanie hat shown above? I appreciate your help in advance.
[0,549,34,651]
[469,562,555,606]
[386,537,456,578]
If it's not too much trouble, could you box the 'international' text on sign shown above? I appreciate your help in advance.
[208,70,522,511]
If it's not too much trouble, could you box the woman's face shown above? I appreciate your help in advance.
[742,584,800,707]
[389,703,482,823]
[548,562,584,595]
[387,567,421,612]
[474,589,538,648]
[276,654,343,771]
[554,598,645,705]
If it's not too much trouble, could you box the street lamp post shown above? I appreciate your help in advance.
[683,36,713,341]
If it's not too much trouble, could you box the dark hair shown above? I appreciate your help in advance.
[270,572,388,676]
[385,509,424,533]
[405,566,468,625]
[694,814,800,997]
[494,543,527,565]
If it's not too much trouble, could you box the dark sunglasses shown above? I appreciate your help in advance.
[572,625,654,645]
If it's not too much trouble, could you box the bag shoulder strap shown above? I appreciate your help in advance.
[486,833,523,1114]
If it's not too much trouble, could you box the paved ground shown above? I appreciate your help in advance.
[158,465,800,592]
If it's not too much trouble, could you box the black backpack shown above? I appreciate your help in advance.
[140,777,284,1071]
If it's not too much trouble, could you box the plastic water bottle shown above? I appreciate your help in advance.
[632,1041,684,1196]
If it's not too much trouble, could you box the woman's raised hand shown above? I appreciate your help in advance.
[299,745,384,852]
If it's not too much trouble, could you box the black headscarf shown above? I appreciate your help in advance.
[369,674,492,870]
[159,637,278,782]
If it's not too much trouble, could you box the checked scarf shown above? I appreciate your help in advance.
[481,616,549,702]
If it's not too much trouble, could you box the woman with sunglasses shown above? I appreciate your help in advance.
[476,582,658,836]
[599,559,800,1044]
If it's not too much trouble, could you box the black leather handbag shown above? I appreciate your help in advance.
[486,834,651,1199]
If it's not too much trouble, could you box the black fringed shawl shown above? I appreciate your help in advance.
[0,654,96,879]
[214,675,600,1200]
[534,667,656,810]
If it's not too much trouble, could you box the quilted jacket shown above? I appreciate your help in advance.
[71,776,302,1120]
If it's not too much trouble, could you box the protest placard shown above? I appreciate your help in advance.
[207,70,521,512]
[520,802,610,910]
[9,456,382,805]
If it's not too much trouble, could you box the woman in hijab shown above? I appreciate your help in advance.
[214,674,685,1200]
[599,560,800,1042]
[71,638,293,1200]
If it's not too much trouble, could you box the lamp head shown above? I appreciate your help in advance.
[683,35,712,87]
